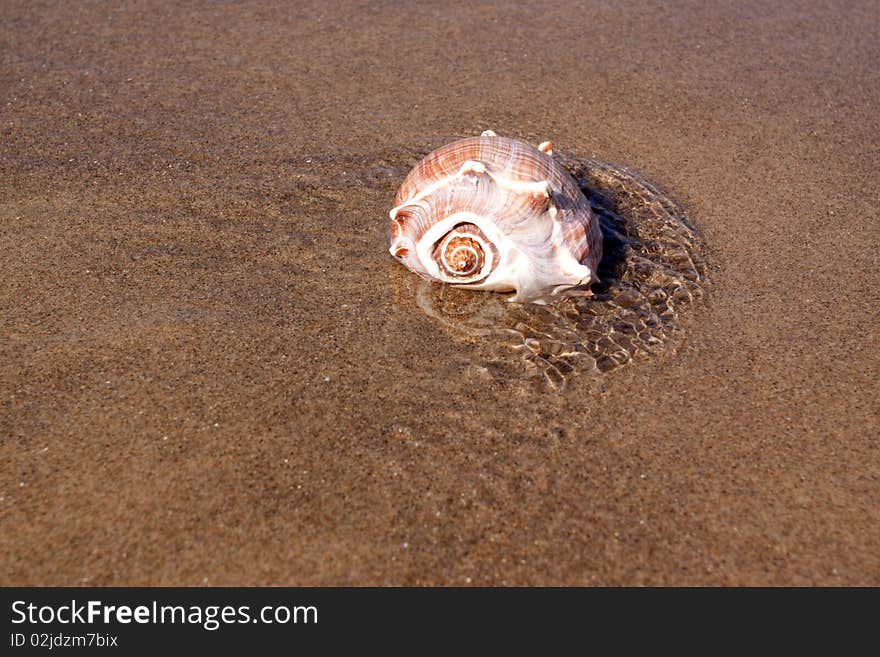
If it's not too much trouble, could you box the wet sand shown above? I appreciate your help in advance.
[2,1,878,585]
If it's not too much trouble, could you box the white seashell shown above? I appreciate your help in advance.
[388,132,602,304]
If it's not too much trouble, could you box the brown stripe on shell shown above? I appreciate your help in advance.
[394,169,548,246]
[389,204,433,244]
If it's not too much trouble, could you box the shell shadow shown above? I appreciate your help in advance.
[588,193,631,296]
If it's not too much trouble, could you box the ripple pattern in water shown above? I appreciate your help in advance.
[411,153,708,390]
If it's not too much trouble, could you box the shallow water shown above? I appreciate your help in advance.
[398,154,708,391]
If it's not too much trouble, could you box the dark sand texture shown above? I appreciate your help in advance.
[2,1,879,585]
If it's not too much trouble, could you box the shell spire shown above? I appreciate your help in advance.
[389,131,602,304]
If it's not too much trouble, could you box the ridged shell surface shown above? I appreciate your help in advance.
[389,133,602,304]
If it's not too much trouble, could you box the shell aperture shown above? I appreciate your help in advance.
[388,132,603,304]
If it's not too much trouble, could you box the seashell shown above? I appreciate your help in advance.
[388,131,603,304]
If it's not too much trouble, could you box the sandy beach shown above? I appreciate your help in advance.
[2,0,878,585]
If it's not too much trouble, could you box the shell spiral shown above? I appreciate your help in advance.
[389,132,602,304]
